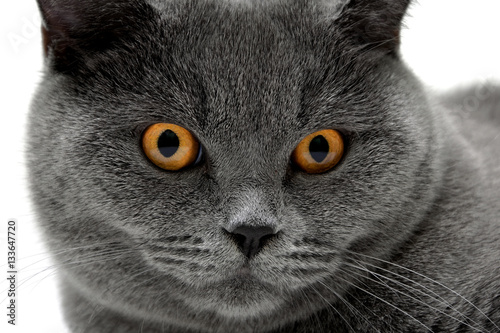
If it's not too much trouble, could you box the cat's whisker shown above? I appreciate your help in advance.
[326,268,425,326]
[41,250,135,276]
[298,289,323,331]
[325,265,391,322]
[48,241,126,254]
[310,285,356,332]
[343,262,487,332]
[316,280,380,332]
[345,250,500,331]
[331,269,434,332]
[87,303,105,331]
[19,256,125,292]
[106,267,160,296]
[46,248,136,269]
[343,288,383,323]
[0,241,116,270]
[11,249,137,292]
[4,248,127,289]
[347,257,487,330]
[0,251,137,305]
[10,242,126,274]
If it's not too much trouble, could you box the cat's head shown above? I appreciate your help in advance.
[30,0,441,329]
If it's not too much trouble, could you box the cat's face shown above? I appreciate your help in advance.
[30,0,438,329]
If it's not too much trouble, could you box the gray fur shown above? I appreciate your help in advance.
[28,0,500,332]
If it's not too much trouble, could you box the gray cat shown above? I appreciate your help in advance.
[28,0,500,332]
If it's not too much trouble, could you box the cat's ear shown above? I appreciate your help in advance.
[36,0,153,72]
[334,0,411,55]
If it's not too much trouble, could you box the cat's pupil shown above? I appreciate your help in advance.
[309,135,329,163]
[158,130,180,158]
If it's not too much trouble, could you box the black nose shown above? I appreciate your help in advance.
[226,226,277,259]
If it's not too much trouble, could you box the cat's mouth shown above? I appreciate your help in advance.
[234,263,253,278]
[215,261,275,289]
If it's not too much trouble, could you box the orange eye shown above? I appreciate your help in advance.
[142,123,200,171]
[291,129,344,174]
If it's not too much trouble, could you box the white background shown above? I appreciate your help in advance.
[1,1,499,332]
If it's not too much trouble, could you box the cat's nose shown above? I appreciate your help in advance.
[225,225,277,259]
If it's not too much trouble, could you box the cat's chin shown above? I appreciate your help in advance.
[186,274,287,319]
[164,262,290,318]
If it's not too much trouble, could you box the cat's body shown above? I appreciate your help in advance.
[29,0,499,332]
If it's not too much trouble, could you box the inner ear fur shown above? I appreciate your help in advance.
[334,0,411,55]
[36,0,154,72]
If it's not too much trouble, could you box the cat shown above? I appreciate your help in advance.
[28,0,500,332]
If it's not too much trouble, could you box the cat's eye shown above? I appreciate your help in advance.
[142,123,201,171]
[291,129,344,174]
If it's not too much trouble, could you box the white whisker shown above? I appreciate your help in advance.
[348,258,488,331]
[345,250,500,331]
[310,285,356,332]
[333,271,433,332]
[344,262,486,332]
[316,280,381,332]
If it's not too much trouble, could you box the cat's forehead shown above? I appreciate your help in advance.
[142,0,354,137]
[62,0,394,152]
[149,0,342,54]
[147,0,347,15]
